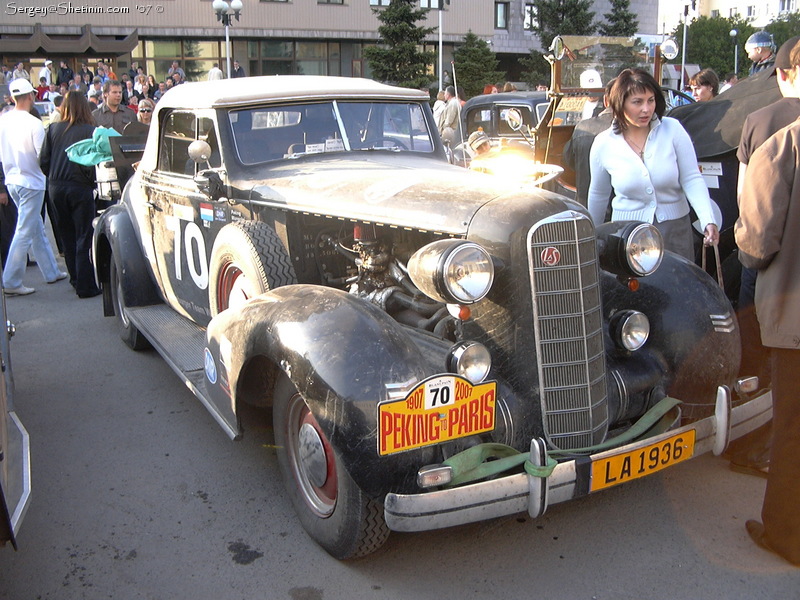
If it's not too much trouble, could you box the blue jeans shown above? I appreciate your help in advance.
[3,184,61,288]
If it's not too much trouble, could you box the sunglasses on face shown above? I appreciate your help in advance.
[139,108,152,112]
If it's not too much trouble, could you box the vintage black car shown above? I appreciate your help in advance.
[92,75,771,560]
[0,274,30,550]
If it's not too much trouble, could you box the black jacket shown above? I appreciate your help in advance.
[40,121,96,187]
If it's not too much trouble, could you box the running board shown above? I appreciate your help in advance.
[125,305,240,440]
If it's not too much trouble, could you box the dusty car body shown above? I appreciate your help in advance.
[92,75,771,559]
[0,277,31,550]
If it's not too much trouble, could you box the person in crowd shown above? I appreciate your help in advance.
[122,79,137,106]
[719,72,738,93]
[502,82,517,92]
[70,73,87,95]
[171,72,184,86]
[164,77,175,91]
[587,68,719,260]
[168,61,186,80]
[87,88,102,107]
[49,95,64,125]
[92,80,135,134]
[746,31,777,75]
[103,62,118,81]
[432,90,446,126]
[78,63,94,81]
[37,60,53,86]
[438,86,460,146]
[734,38,800,567]
[689,68,720,102]
[122,98,155,136]
[95,65,108,84]
[154,81,168,101]
[482,84,498,95]
[725,36,800,479]
[35,77,49,101]
[2,93,13,111]
[139,80,154,101]
[146,74,157,90]
[1,65,12,84]
[43,83,61,103]
[12,62,29,82]
[0,79,67,296]
[208,63,224,81]
[87,76,103,99]
[40,92,100,299]
[563,78,615,208]
[231,60,246,78]
[442,70,452,86]
[56,60,74,88]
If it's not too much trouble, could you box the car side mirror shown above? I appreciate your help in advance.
[504,108,524,132]
[188,140,213,165]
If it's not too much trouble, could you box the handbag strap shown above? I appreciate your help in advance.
[701,244,724,289]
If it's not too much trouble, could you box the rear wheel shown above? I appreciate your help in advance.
[208,221,296,316]
[273,375,390,559]
[109,259,150,351]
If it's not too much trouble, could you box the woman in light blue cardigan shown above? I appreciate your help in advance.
[587,68,719,260]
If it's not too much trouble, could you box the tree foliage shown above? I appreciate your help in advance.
[529,0,596,51]
[598,0,638,37]
[519,49,550,90]
[451,31,506,99]
[363,0,436,89]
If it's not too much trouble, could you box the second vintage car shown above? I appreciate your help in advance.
[92,75,771,559]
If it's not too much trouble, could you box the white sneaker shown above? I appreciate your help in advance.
[4,285,35,296]
[47,272,68,284]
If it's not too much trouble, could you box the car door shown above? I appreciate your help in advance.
[146,109,225,326]
[0,278,30,550]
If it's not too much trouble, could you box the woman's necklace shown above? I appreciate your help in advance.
[624,132,648,160]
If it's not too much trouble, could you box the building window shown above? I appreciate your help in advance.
[710,9,719,17]
[494,2,509,29]
[319,0,344,3]
[780,0,795,11]
[420,0,442,7]
[729,7,737,17]
[370,0,391,5]
[524,3,536,30]
[746,5,756,16]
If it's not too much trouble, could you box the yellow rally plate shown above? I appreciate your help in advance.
[590,429,696,492]
[378,375,496,456]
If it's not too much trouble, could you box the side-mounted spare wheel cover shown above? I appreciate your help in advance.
[208,221,297,315]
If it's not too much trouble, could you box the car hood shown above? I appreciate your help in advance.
[245,154,532,236]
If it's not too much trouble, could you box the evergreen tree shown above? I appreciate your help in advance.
[519,49,549,90]
[530,0,596,51]
[363,0,436,89]
[598,0,638,37]
[451,31,506,98]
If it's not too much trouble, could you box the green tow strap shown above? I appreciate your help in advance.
[441,396,681,488]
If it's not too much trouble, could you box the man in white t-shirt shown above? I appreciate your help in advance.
[0,79,66,295]
[37,60,53,86]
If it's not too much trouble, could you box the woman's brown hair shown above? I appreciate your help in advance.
[59,91,95,129]
[608,68,666,133]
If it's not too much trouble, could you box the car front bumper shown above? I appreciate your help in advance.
[384,387,772,532]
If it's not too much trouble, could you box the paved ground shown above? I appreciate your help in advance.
[1,263,799,600]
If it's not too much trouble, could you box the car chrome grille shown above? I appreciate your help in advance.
[527,212,608,450]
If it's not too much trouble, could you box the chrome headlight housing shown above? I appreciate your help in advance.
[596,221,664,277]
[407,240,494,304]
[447,341,492,383]
[610,310,650,351]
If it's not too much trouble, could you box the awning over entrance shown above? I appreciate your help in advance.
[0,24,137,55]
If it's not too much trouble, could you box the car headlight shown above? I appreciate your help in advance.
[610,310,650,351]
[596,221,663,277]
[447,341,492,383]
[407,240,494,304]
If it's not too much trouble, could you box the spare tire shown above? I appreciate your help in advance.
[208,221,297,316]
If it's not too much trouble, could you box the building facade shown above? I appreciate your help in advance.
[1,0,658,89]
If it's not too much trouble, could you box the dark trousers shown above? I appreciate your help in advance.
[762,348,800,564]
[48,182,100,297]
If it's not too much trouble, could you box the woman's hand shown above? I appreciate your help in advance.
[703,223,719,246]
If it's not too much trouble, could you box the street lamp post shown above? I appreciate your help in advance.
[730,29,739,74]
[212,0,243,79]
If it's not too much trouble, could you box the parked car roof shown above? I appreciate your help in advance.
[157,75,430,111]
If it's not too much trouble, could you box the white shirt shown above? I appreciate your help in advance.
[587,116,718,230]
[208,66,224,81]
[0,108,46,190]
[38,66,52,86]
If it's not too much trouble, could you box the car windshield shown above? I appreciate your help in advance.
[558,35,652,91]
[229,100,435,165]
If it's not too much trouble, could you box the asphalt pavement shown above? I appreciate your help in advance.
[1,261,799,600]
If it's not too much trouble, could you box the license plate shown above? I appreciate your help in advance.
[378,375,496,456]
[590,429,696,492]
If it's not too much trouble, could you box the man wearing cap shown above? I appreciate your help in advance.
[727,36,800,479]
[0,79,67,295]
[92,80,135,134]
[746,31,777,75]
[37,60,53,86]
[734,36,800,567]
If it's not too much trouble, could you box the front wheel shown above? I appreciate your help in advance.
[109,259,150,351]
[273,375,389,559]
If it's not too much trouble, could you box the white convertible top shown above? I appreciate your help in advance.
[156,75,429,110]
